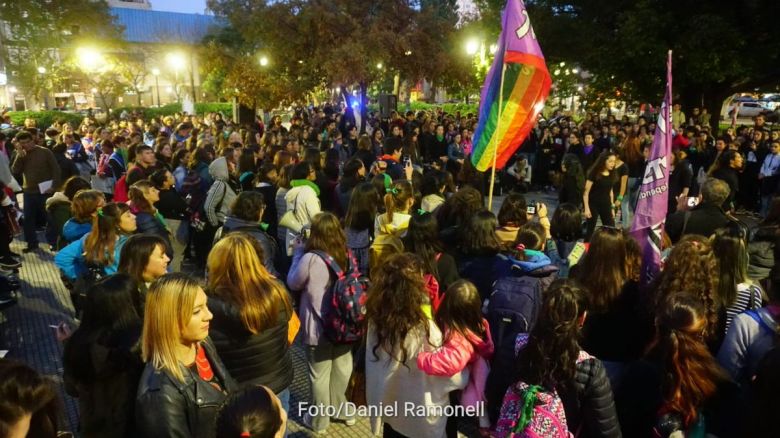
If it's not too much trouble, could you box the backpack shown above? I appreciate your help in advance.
[494,334,593,438]
[312,249,369,344]
[368,232,404,277]
[113,175,129,203]
[70,263,107,317]
[486,269,544,356]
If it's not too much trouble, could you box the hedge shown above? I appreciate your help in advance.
[6,111,84,129]
[367,101,479,115]
[111,102,232,120]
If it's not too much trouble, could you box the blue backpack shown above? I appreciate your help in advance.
[311,250,369,344]
[487,268,544,353]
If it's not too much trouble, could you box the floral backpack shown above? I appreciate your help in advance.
[494,334,592,437]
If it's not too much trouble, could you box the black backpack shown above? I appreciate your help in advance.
[71,263,106,316]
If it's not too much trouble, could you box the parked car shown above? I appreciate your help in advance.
[726,101,771,118]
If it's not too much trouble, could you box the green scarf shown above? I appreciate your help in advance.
[291,179,321,196]
[436,134,444,142]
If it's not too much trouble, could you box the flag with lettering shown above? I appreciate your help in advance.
[470,0,551,172]
[631,50,673,284]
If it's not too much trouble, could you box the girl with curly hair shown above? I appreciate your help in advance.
[653,235,721,350]
[366,253,467,438]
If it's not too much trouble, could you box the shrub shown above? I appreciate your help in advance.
[6,111,84,129]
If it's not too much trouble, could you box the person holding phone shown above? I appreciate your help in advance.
[667,149,693,216]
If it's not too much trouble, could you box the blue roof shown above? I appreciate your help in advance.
[110,7,221,44]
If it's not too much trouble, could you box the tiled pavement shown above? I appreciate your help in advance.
[0,237,375,437]
[0,191,559,437]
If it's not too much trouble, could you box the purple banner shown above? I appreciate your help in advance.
[630,50,673,284]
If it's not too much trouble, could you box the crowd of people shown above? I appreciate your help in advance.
[0,102,778,438]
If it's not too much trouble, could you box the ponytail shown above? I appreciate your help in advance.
[383,180,413,223]
[83,203,130,266]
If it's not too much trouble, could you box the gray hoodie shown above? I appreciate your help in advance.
[717,307,779,385]
[204,157,238,226]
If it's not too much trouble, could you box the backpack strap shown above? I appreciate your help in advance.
[310,250,344,279]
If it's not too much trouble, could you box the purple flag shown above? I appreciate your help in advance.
[630,50,673,284]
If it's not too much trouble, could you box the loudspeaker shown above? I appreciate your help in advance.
[232,98,255,126]
[378,94,397,118]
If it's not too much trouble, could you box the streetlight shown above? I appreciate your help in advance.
[466,39,479,55]
[166,52,185,104]
[151,68,161,107]
[37,66,46,74]
[77,47,101,70]
[376,62,383,69]
[90,87,98,93]
[259,56,269,67]
[572,68,579,74]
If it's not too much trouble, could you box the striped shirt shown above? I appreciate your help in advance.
[725,283,763,331]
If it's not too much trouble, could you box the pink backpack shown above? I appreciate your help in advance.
[493,335,592,437]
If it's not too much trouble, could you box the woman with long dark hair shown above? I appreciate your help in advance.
[128,179,173,257]
[456,210,511,301]
[366,253,467,437]
[710,149,743,212]
[63,274,144,438]
[495,280,621,437]
[207,233,295,413]
[0,359,61,438]
[286,212,354,433]
[149,169,187,271]
[345,182,380,275]
[711,224,763,335]
[583,150,617,241]
[575,228,649,387]
[118,234,170,302]
[405,211,460,305]
[335,157,365,216]
[667,149,693,216]
[617,294,735,438]
[560,153,585,209]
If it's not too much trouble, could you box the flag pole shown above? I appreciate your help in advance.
[487,62,507,211]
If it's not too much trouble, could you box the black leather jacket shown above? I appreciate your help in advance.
[135,339,237,438]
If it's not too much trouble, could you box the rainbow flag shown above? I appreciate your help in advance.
[471,0,552,172]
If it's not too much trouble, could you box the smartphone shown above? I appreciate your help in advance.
[687,197,700,208]
[526,205,537,215]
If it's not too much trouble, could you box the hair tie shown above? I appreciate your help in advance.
[240,433,250,438]
[417,208,427,215]
[386,187,398,195]
[515,243,526,252]
[382,173,392,190]
[97,207,104,217]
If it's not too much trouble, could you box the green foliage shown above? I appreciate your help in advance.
[7,111,84,129]
[110,103,231,119]
[195,102,232,115]
[0,0,124,106]
[368,101,478,115]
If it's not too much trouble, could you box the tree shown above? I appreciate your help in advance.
[207,0,460,127]
[115,51,149,106]
[0,0,123,108]
[472,0,780,130]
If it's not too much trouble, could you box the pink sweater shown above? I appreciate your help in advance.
[417,319,494,408]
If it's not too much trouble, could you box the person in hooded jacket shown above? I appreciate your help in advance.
[284,161,321,251]
[204,154,240,229]
[45,176,91,250]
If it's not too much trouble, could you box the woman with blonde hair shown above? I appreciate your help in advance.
[207,233,295,413]
[135,273,236,438]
